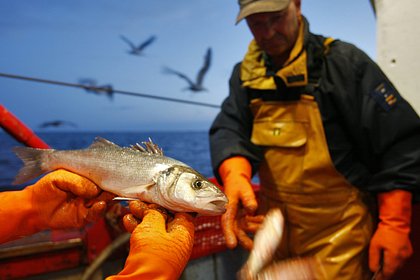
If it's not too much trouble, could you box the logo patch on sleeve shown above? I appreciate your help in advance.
[370,82,398,111]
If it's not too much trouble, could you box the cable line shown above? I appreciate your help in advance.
[0,72,221,109]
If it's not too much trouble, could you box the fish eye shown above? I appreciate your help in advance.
[192,180,204,190]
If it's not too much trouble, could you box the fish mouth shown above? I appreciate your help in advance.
[195,193,228,215]
[210,199,228,209]
[203,197,228,214]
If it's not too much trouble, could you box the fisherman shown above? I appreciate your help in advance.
[209,0,420,279]
[0,170,194,279]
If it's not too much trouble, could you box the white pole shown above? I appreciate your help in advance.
[374,0,420,113]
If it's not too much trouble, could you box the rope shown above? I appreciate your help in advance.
[81,233,130,280]
[0,72,221,109]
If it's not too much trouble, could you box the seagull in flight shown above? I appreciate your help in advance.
[78,78,114,100]
[120,35,156,56]
[163,47,212,93]
[39,120,77,129]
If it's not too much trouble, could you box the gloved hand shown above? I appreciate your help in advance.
[219,156,261,250]
[369,189,413,279]
[107,201,195,280]
[0,169,114,243]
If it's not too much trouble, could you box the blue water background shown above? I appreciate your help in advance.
[0,131,214,190]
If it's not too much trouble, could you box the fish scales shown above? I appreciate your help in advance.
[46,146,182,189]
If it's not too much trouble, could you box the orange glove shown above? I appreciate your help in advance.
[0,169,114,244]
[369,189,413,279]
[219,156,260,250]
[107,201,195,280]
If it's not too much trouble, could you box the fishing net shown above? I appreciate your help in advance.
[191,214,226,259]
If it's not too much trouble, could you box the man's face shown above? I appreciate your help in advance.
[245,0,301,58]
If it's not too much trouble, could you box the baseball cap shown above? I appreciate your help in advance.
[236,0,291,24]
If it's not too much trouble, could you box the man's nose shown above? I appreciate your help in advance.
[260,25,275,40]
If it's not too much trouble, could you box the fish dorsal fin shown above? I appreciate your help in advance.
[130,138,163,155]
[88,137,121,149]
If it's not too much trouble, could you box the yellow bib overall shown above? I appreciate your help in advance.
[250,95,373,279]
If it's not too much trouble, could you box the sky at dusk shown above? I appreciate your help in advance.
[0,0,376,132]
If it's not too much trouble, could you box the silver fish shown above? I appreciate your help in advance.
[13,137,228,216]
[237,208,316,280]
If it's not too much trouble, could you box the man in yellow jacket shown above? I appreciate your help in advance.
[0,170,194,280]
[210,0,420,279]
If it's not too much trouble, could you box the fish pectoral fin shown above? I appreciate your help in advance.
[112,183,156,201]
[129,182,156,191]
[143,182,156,190]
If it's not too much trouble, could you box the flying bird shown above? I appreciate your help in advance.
[120,35,156,56]
[163,47,212,93]
[39,120,77,129]
[78,78,114,100]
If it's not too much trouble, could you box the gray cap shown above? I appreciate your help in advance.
[236,0,291,24]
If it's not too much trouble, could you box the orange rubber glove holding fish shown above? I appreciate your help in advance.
[107,201,195,280]
[219,156,263,250]
[369,189,413,279]
[0,169,114,244]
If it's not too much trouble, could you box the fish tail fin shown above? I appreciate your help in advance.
[12,146,53,185]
